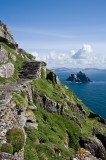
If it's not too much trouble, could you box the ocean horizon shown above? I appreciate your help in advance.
[54,69,106,119]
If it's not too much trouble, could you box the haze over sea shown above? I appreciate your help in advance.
[54,69,106,119]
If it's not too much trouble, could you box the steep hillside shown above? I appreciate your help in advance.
[0,21,106,160]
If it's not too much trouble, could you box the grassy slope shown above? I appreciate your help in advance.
[24,77,106,160]
[0,43,105,159]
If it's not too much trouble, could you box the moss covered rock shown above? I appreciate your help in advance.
[6,128,25,153]
[1,143,13,154]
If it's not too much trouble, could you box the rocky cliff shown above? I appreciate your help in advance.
[0,21,106,160]
[66,71,91,83]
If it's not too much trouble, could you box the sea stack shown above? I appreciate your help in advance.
[66,71,91,82]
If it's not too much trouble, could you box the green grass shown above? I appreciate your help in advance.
[33,78,72,104]
[12,92,28,108]
[23,51,34,60]
[24,104,80,160]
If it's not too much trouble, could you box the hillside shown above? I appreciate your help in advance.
[0,21,106,160]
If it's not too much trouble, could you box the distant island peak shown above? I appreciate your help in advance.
[66,71,91,82]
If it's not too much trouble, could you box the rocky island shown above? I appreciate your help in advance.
[66,71,91,82]
[0,21,106,160]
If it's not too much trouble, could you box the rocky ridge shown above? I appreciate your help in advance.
[0,21,106,160]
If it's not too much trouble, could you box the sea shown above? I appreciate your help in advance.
[54,69,106,119]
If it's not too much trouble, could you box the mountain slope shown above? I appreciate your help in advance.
[0,21,106,160]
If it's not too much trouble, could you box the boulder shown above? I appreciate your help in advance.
[0,63,14,78]
[0,45,8,63]
[79,137,106,160]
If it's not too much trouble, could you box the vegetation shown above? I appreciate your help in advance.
[24,51,34,60]
[24,104,80,160]
[1,143,13,154]
[6,128,25,153]
[0,39,105,159]
[12,92,28,108]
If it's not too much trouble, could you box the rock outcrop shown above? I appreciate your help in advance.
[0,63,14,78]
[0,20,17,49]
[89,112,106,124]
[36,94,65,114]
[66,71,91,82]
[65,114,82,128]
[0,45,8,63]
[0,44,15,78]
[46,71,60,84]
[71,103,86,120]
[19,61,46,80]
[79,137,106,160]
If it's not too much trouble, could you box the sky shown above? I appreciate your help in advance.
[0,0,106,69]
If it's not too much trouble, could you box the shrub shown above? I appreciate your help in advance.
[1,143,13,154]
[6,128,25,153]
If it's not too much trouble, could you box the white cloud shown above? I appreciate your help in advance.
[31,51,40,61]
[31,44,106,69]
[72,44,93,59]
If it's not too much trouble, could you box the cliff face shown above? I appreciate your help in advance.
[0,21,106,160]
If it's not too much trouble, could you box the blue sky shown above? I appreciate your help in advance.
[0,0,106,68]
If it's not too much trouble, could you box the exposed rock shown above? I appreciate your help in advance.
[0,92,20,144]
[36,94,65,114]
[96,133,106,149]
[0,20,18,49]
[0,45,8,63]
[46,71,60,84]
[0,63,14,78]
[21,110,38,129]
[89,112,106,124]
[71,103,86,120]
[28,105,37,111]
[0,149,24,160]
[0,152,17,160]
[19,61,42,79]
[0,80,38,144]
[66,71,91,83]
[18,48,34,60]
[73,148,100,160]
[65,114,82,128]
[9,53,16,61]
[79,137,106,160]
